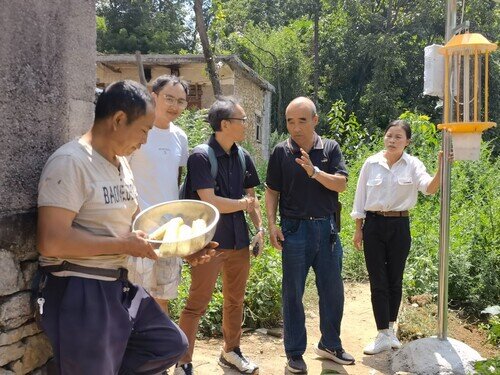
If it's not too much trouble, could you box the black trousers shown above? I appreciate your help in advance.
[35,272,188,375]
[363,213,411,330]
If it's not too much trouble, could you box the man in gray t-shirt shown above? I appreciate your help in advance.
[36,80,215,375]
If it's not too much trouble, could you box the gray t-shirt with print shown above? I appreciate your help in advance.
[38,139,138,279]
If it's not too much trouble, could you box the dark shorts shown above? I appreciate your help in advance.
[35,272,188,375]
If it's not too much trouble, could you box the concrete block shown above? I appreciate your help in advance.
[391,336,483,375]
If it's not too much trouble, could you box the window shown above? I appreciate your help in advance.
[144,68,152,82]
[187,84,203,109]
[255,114,262,143]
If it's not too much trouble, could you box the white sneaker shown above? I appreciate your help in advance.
[389,330,402,349]
[363,332,392,355]
[218,347,259,374]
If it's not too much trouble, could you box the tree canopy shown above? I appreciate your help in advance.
[96,0,193,54]
[96,0,500,142]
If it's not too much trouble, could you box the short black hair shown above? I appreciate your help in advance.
[94,80,153,124]
[152,75,189,96]
[207,96,240,132]
[385,119,412,139]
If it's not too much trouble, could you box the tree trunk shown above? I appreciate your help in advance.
[313,0,320,106]
[193,0,222,97]
[135,51,147,86]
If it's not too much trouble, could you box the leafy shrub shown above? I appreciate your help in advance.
[474,357,500,375]
[269,130,289,151]
[169,245,283,337]
[479,314,500,347]
[175,108,211,149]
[243,248,283,328]
[323,100,376,163]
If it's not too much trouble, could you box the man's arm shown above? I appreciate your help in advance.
[37,206,157,260]
[197,188,254,214]
[265,186,284,250]
[245,188,265,255]
[312,172,347,192]
[245,187,262,229]
[295,148,347,192]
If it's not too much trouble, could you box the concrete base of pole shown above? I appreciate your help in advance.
[391,337,483,375]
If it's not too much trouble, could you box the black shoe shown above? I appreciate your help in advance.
[174,363,193,375]
[315,343,355,365]
[286,355,308,374]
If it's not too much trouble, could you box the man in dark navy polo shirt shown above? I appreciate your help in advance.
[265,97,354,373]
[175,97,263,375]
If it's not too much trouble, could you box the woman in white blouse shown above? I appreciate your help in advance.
[351,120,442,355]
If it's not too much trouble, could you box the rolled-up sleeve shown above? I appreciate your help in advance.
[414,158,433,195]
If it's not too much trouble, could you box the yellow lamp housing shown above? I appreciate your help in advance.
[437,33,497,160]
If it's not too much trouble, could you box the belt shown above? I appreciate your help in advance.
[40,261,128,280]
[282,215,330,221]
[367,210,409,217]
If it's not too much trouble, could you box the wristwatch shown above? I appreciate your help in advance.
[310,166,320,179]
[257,226,267,234]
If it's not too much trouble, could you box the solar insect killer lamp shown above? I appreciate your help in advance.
[437,33,497,160]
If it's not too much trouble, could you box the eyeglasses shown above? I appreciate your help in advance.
[226,117,248,124]
[162,94,188,108]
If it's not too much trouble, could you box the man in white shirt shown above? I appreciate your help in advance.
[129,75,190,313]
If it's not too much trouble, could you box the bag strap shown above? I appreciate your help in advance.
[194,144,218,179]
[194,143,247,181]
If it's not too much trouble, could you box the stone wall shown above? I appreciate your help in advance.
[0,1,95,373]
[233,71,271,158]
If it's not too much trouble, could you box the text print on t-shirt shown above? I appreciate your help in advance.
[101,182,136,204]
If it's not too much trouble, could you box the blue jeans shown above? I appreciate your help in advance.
[281,216,345,356]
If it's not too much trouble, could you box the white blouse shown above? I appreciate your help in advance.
[351,151,433,219]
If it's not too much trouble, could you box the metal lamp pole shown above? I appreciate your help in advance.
[437,0,456,340]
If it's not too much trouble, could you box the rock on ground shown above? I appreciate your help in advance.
[391,337,483,375]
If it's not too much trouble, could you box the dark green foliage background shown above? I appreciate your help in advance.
[96,0,499,152]
[172,108,499,338]
[98,0,499,344]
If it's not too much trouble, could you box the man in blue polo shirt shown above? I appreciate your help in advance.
[265,97,354,374]
[174,97,263,375]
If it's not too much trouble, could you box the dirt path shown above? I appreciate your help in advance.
[169,283,392,374]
